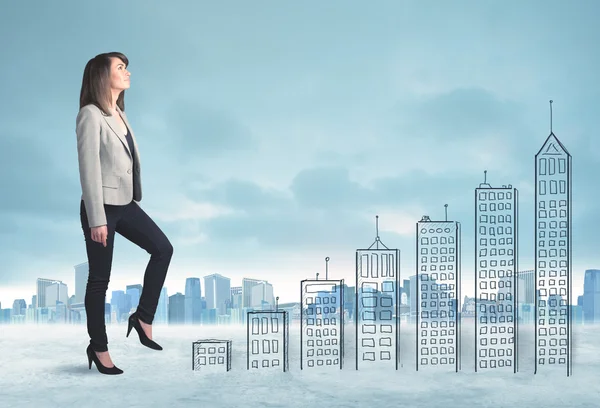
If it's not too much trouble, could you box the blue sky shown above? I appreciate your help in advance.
[0,0,599,306]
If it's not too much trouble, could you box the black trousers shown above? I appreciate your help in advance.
[80,199,173,352]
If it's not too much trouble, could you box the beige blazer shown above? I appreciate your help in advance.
[76,103,142,228]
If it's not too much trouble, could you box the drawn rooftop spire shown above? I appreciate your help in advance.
[550,99,553,134]
[444,204,448,222]
[367,215,389,250]
[537,99,571,157]
[325,257,330,280]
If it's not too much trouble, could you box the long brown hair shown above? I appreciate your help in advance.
[79,52,129,116]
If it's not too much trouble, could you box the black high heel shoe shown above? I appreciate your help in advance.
[86,345,123,375]
[127,312,163,350]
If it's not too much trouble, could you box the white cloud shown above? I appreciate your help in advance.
[149,195,238,223]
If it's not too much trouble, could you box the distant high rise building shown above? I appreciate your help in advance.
[583,269,600,323]
[518,270,535,305]
[155,287,168,324]
[169,292,185,324]
[475,175,518,372]
[250,281,274,309]
[46,282,69,307]
[242,278,264,308]
[416,213,461,372]
[534,106,572,376]
[12,299,26,316]
[126,284,143,310]
[185,278,202,324]
[36,278,61,308]
[204,274,231,314]
[110,290,131,322]
[74,262,89,304]
[231,286,242,308]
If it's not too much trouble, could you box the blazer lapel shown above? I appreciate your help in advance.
[103,107,132,158]
[117,107,141,166]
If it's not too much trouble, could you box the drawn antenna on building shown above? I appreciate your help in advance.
[550,99,553,133]
[367,215,389,250]
[444,204,449,222]
[480,170,492,188]
[275,296,279,311]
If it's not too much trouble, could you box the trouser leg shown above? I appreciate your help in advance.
[116,201,173,325]
[80,200,118,352]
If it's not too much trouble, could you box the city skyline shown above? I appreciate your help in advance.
[2,2,600,318]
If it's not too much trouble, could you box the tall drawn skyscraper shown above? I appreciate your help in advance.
[300,257,344,370]
[416,208,461,372]
[534,101,572,376]
[355,216,400,371]
[474,172,518,372]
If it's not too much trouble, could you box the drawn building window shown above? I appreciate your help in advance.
[252,318,260,335]
[550,180,557,194]
[559,181,566,194]
[558,158,566,173]
[539,180,546,195]
[549,158,556,175]
[540,158,547,174]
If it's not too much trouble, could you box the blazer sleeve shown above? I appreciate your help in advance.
[76,106,106,228]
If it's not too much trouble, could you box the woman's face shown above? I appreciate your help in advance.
[109,57,130,92]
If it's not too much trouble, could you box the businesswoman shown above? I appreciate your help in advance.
[76,52,174,375]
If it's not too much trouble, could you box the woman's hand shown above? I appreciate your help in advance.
[91,225,108,247]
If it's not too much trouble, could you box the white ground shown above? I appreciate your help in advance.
[0,322,598,407]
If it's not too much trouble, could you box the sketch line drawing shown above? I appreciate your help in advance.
[534,100,572,377]
[301,257,344,370]
[192,339,232,372]
[416,206,462,372]
[356,216,401,370]
[246,310,289,371]
[475,171,519,372]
